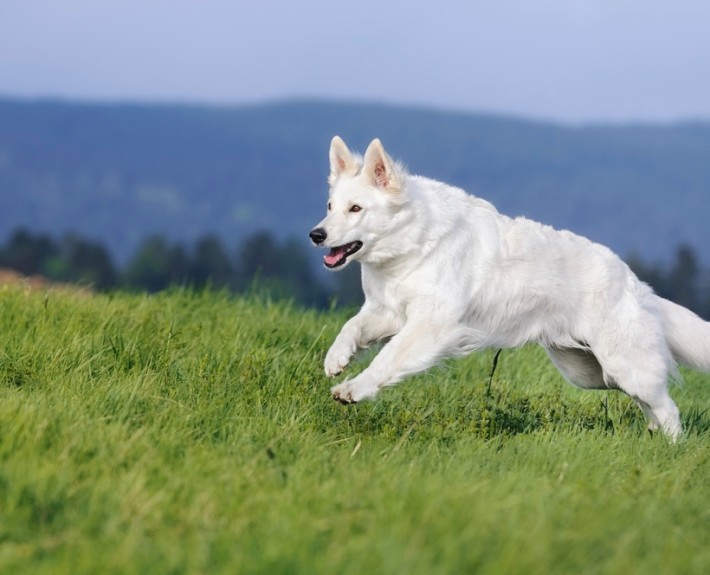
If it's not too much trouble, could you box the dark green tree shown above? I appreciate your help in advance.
[666,244,700,313]
[331,264,364,309]
[57,233,118,289]
[190,234,233,289]
[123,235,190,292]
[628,244,707,318]
[0,229,58,275]
[235,231,330,307]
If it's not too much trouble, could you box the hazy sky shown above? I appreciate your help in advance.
[1,0,709,123]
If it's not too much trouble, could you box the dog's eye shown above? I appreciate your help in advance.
[349,205,362,213]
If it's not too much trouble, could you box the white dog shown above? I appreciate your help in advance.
[309,136,710,439]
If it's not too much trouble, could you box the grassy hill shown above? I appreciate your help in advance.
[1,286,709,574]
[2,98,710,265]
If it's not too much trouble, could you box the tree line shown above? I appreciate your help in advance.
[0,228,362,309]
[1,228,709,317]
[627,245,710,319]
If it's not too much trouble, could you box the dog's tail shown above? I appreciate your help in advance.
[658,297,710,371]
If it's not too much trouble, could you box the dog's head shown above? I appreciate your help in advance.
[309,136,406,270]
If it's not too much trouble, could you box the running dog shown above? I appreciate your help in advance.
[310,136,710,439]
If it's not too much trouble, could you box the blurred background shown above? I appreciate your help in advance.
[1,0,709,311]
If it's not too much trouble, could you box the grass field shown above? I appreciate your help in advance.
[1,286,709,574]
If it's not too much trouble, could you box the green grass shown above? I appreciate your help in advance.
[1,286,709,574]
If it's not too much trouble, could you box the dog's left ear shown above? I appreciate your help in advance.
[363,138,401,192]
[329,135,356,185]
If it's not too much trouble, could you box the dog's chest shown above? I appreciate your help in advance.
[362,267,415,318]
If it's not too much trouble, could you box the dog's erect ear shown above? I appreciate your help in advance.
[329,136,356,185]
[363,138,400,192]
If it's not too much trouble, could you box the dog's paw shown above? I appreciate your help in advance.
[331,378,378,404]
[324,347,351,378]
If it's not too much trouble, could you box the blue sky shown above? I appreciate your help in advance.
[1,0,709,123]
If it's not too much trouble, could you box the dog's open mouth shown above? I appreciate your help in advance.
[324,241,363,269]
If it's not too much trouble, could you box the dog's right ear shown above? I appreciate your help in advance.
[329,136,356,185]
[363,138,401,193]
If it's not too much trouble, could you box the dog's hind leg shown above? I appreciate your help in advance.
[545,346,607,390]
[547,345,682,439]
[592,345,682,440]
[631,388,681,440]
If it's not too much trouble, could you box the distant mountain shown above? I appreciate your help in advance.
[1,97,709,264]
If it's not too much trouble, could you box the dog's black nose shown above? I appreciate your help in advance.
[309,227,327,245]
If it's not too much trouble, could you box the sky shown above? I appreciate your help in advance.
[1,0,709,124]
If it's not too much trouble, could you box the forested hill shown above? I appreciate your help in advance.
[1,97,710,263]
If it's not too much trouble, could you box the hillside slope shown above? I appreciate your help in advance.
[1,98,709,263]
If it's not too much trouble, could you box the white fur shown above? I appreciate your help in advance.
[310,136,710,440]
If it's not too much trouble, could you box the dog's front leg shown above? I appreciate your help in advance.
[324,306,398,377]
[331,319,469,403]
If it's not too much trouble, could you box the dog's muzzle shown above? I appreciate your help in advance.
[309,227,362,269]
[309,227,327,245]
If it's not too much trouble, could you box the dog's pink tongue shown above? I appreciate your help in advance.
[324,247,345,266]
